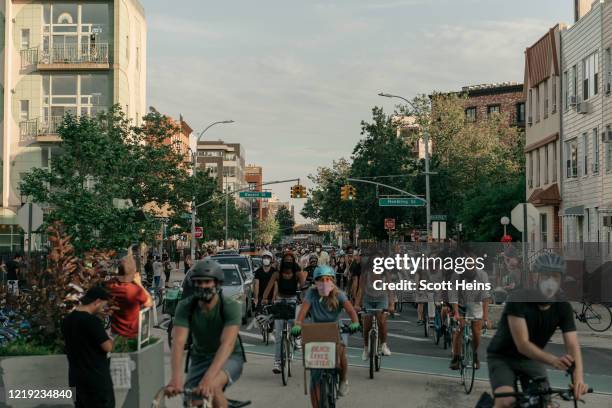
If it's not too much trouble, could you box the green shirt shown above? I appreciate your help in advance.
[174,295,242,358]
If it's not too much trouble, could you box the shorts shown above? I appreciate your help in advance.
[363,296,388,311]
[185,355,244,389]
[487,354,548,392]
[458,303,483,319]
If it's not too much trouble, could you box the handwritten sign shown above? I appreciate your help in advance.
[304,342,336,369]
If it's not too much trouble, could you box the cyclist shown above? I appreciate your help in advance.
[261,251,307,373]
[486,253,589,408]
[304,254,319,286]
[355,254,394,360]
[253,251,276,309]
[291,265,360,402]
[165,259,244,408]
[449,248,491,371]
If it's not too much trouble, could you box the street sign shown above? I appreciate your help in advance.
[384,218,396,230]
[378,197,425,207]
[431,214,447,222]
[239,191,272,199]
[511,203,538,233]
[18,203,43,232]
[194,226,203,239]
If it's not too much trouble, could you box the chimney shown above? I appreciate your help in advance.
[574,0,593,22]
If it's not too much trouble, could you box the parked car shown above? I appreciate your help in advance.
[251,256,262,270]
[211,255,255,313]
[216,249,239,256]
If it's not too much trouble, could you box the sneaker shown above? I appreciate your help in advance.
[449,356,460,370]
[295,337,302,350]
[361,348,369,361]
[474,353,480,370]
[381,343,392,356]
[272,361,281,374]
[338,380,349,397]
[416,320,424,326]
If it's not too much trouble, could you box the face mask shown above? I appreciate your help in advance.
[194,286,217,303]
[262,258,271,266]
[316,281,334,297]
[538,277,560,299]
[316,248,321,253]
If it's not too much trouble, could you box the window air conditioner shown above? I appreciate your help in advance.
[552,103,557,112]
[604,215,612,227]
[577,101,590,114]
[570,96,577,106]
[607,82,611,95]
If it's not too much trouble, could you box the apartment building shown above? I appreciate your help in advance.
[392,115,430,160]
[460,83,526,128]
[0,0,146,246]
[196,140,247,207]
[245,165,266,221]
[560,0,612,243]
[267,194,293,220]
[524,24,565,245]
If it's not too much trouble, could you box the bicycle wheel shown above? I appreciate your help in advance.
[375,349,381,372]
[281,335,290,386]
[369,330,376,379]
[319,373,329,408]
[584,303,612,332]
[434,311,441,345]
[462,339,475,394]
[424,316,429,338]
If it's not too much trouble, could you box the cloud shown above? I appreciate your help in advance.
[147,14,224,39]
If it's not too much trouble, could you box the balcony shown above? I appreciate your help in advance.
[19,117,65,143]
[20,43,110,71]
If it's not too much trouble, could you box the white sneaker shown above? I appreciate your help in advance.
[381,343,392,356]
[338,380,349,397]
[272,361,281,374]
[295,337,302,350]
[361,348,369,361]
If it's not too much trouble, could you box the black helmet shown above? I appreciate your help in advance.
[532,252,565,275]
[190,259,224,283]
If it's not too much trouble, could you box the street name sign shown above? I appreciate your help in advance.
[239,191,272,199]
[378,197,425,207]
[431,214,447,222]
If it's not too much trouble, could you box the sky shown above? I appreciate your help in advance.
[144,0,572,222]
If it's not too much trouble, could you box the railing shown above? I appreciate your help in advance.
[20,43,110,68]
[19,116,65,140]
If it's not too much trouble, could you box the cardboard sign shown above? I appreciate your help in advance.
[304,342,336,369]
[137,307,152,350]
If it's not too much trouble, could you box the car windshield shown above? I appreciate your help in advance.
[214,257,250,272]
[223,268,242,286]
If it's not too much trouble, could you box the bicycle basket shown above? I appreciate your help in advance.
[162,288,182,316]
[268,302,296,320]
[304,342,336,369]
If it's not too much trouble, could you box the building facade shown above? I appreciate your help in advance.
[196,140,247,207]
[245,165,266,221]
[393,115,430,160]
[560,0,612,244]
[0,0,146,247]
[266,194,293,220]
[524,24,565,245]
[459,83,526,128]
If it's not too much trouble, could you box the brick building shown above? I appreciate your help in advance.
[245,165,266,222]
[459,82,526,128]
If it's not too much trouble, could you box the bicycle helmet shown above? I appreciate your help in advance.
[261,250,274,260]
[532,252,565,275]
[190,259,224,283]
[313,265,335,280]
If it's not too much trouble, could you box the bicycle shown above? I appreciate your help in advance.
[151,386,251,408]
[457,317,482,395]
[359,308,388,379]
[253,307,273,346]
[492,363,594,408]
[264,299,298,386]
[573,301,612,332]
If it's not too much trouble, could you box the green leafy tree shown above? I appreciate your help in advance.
[256,216,279,245]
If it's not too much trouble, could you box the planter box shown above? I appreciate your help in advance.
[0,339,164,408]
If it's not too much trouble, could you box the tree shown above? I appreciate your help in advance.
[19,107,190,253]
[256,216,279,245]
[275,206,295,235]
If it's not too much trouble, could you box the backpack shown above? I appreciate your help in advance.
[184,292,247,373]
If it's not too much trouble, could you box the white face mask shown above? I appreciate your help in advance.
[262,258,271,266]
[538,277,560,299]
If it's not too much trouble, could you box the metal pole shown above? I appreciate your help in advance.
[424,129,432,241]
[191,152,197,260]
[27,203,32,259]
[225,177,229,249]
[522,203,529,287]
[250,199,253,243]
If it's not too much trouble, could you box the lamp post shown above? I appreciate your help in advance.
[378,92,432,241]
[191,120,234,260]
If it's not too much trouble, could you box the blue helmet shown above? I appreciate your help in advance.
[313,265,335,280]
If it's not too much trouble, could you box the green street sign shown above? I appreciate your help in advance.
[378,197,425,207]
[239,191,272,198]
[431,215,447,221]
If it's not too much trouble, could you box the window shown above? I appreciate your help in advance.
[593,128,600,174]
[544,145,549,185]
[42,73,110,122]
[528,152,533,187]
[487,105,500,116]
[572,65,577,101]
[540,213,548,243]
[566,139,578,178]
[552,141,558,182]
[528,89,533,123]
[606,48,612,94]
[535,149,540,187]
[583,52,599,100]
[516,102,525,124]
[564,71,569,109]
[536,87,540,122]
[465,107,476,122]
[19,100,29,121]
[20,29,30,49]
[607,125,612,172]
[544,80,549,118]
[248,182,257,191]
[582,133,588,176]
[551,76,557,112]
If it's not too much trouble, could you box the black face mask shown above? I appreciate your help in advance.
[193,286,217,303]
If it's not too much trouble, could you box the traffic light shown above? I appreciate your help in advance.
[340,185,349,200]
[291,184,307,199]
[290,185,298,198]
[299,185,307,198]
[348,185,356,200]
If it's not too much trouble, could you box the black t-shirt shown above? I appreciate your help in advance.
[61,311,113,391]
[487,290,576,358]
[6,260,19,280]
[254,266,276,301]
[277,271,299,297]
[349,261,361,279]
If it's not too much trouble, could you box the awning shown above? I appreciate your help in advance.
[562,205,584,216]
[528,184,561,207]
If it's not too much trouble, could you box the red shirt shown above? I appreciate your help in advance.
[107,281,148,339]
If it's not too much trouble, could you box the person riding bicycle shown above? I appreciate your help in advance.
[165,259,244,408]
[304,254,319,286]
[486,252,589,408]
[449,248,491,371]
[291,265,360,403]
[253,251,276,308]
[261,251,307,374]
[355,254,394,360]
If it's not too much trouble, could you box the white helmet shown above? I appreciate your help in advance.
[261,250,274,260]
